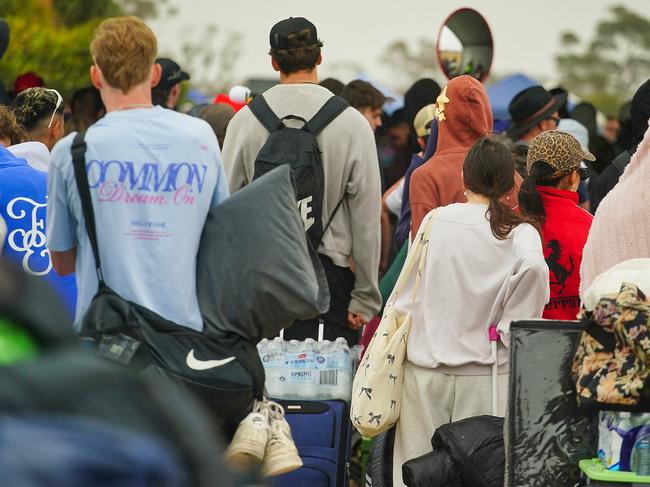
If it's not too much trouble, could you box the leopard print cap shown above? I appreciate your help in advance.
[526,130,595,175]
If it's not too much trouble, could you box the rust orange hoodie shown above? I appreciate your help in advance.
[409,75,494,235]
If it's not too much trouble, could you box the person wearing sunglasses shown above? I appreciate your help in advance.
[10,87,64,172]
[518,130,594,320]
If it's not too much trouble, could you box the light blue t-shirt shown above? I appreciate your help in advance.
[46,106,229,331]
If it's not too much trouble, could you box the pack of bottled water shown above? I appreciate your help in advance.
[257,333,363,401]
[598,411,650,473]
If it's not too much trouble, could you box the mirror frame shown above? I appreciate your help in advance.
[436,7,494,83]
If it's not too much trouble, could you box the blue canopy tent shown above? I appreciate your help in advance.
[487,73,538,119]
[486,73,538,133]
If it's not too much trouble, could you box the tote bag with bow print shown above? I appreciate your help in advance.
[350,210,435,437]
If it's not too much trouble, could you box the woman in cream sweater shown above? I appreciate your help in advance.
[393,137,550,486]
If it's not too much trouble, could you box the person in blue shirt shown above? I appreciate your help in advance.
[46,17,228,330]
[0,133,77,315]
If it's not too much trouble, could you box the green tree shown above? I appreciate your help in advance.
[0,0,168,100]
[0,1,97,99]
[52,0,170,26]
[52,0,120,27]
[556,5,650,115]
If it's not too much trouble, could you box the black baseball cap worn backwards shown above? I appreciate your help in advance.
[269,17,321,50]
[155,57,190,89]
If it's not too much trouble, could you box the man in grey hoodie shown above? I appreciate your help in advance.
[221,17,381,345]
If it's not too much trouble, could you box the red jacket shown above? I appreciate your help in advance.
[538,186,592,320]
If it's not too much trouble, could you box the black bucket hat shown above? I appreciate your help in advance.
[507,85,567,139]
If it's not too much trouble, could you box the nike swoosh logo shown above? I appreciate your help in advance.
[186,349,236,371]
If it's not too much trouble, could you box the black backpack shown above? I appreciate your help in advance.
[248,94,349,248]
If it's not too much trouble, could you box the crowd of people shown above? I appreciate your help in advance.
[0,11,649,487]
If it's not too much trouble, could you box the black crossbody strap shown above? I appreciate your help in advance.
[71,131,104,284]
[305,96,349,135]
[248,95,283,132]
[320,196,344,247]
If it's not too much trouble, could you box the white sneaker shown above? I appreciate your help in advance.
[225,400,269,469]
[262,401,303,476]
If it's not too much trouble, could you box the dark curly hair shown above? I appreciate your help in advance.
[0,105,27,145]
[12,87,63,131]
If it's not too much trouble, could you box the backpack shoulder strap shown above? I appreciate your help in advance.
[305,96,349,136]
[71,131,104,283]
[247,95,282,132]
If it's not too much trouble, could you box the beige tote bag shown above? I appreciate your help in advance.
[350,210,435,437]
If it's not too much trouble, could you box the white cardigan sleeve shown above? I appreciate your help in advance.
[496,235,550,346]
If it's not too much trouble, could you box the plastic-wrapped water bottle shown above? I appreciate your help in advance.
[300,339,318,399]
[283,340,300,399]
[257,338,270,388]
[316,338,350,400]
[332,338,352,400]
[315,340,332,400]
[260,337,286,399]
[632,428,650,476]
[257,338,269,355]
[285,339,318,399]
[350,345,364,372]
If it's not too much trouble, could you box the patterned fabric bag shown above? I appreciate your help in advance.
[350,211,435,437]
[572,283,650,409]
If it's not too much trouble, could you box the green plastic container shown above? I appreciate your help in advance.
[580,458,650,485]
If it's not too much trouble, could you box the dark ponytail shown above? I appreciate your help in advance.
[518,161,563,223]
[464,136,539,240]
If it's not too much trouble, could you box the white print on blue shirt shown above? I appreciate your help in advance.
[6,195,50,275]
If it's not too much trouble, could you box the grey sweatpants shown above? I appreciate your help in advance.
[392,361,507,487]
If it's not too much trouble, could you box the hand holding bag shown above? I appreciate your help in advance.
[350,210,435,437]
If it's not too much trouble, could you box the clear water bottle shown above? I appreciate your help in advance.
[333,338,352,400]
[316,340,333,400]
[295,338,315,399]
[257,338,270,389]
[262,337,286,399]
[304,337,317,350]
[632,429,650,476]
[350,344,364,375]
[257,338,269,356]
[284,340,300,399]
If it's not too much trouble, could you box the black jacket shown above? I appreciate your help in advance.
[589,150,631,214]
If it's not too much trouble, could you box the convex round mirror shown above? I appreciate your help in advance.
[436,8,493,82]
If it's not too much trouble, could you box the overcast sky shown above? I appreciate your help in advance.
[149,0,649,91]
